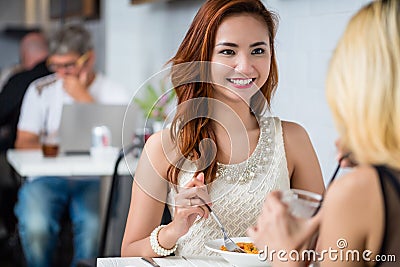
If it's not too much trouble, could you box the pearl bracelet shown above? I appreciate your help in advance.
[150,225,178,256]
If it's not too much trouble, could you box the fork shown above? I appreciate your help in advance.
[200,199,245,253]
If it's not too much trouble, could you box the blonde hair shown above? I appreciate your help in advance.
[326,0,400,169]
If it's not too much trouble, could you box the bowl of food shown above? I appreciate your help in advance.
[205,237,271,267]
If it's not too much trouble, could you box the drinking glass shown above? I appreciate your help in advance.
[281,189,322,266]
[41,131,60,157]
[281,189,322,219]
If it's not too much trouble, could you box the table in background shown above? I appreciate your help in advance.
[6,149,137,177]
[97,256,232,267]
[6,148,138,255]
[6,148,138,214]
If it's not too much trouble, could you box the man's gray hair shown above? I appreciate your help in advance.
[49,24,93,56]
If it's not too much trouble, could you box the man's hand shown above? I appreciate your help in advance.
[62,70,94,102]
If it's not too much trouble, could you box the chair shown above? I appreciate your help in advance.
[2,153,73,267]
[77,145,172,267]
[0,156,25,267]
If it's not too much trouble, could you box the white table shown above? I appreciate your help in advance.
[6,149,137,177]
[97,256,232,267]
[6,148,139,256]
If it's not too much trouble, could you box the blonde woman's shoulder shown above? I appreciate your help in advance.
[321,165,384,254]
[325,165,380,208]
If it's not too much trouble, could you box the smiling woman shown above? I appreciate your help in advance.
[121,0,324,259]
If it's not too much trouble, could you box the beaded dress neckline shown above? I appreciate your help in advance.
[215,116,274,184]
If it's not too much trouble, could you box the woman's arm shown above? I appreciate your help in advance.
[121,130,172,256]
[121,129,210,257]
[282,121,325,195]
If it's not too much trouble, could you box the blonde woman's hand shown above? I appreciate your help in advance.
[247,191,321,255]
[170,173,210,237]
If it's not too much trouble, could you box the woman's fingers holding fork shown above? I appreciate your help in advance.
[175,172,211,217]
[170,173,211,237]
[189,172,212,217]
[175,187,209,207]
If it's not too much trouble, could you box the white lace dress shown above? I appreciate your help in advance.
[166,117,290,256]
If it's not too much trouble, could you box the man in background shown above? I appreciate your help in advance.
[0,31,50,265]
[0,31,50,152]
[0,31,49,91]
[14,24,128,267]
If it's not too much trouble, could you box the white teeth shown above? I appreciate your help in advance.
[229,78,253,85]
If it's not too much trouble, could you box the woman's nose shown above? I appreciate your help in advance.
[235,54,254,75]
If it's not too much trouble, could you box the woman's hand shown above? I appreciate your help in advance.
[247,191,321,257]
[169,172,211,238]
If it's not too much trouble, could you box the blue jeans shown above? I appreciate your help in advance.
[14,177,100,267]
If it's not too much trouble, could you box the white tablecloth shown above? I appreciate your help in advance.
[6,149,137,177]
[97,256,232,267]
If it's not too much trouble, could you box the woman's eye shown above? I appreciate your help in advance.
[219,49,235,56]
[251,48,265,55]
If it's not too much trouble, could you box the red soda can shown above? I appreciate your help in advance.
[92,126,112,147]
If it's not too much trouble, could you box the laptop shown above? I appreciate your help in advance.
[58,103,139,154]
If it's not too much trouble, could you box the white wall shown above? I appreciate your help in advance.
[105,0,371,184]
[266,0,370,182]
[105,0,203,98]
[0,0,25,68]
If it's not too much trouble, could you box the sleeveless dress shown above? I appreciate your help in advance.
[375,166,400,267]
[166,117,290,256]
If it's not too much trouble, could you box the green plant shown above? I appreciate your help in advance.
[134,82,175,121]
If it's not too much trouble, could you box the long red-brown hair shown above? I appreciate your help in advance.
[167,0,279,185]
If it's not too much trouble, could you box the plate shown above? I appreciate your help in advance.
[205,237,271,267]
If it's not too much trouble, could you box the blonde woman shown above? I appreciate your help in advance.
[248,0,400,266]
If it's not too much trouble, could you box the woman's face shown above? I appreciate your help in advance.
[211,14,271,105]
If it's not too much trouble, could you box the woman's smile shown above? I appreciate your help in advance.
[226,78,255,89]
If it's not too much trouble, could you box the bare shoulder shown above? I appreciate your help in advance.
[281,120,310,143]
[279,120,323,193]
[324,165,379,206]
[138,128,176,179]
[320,165,383,253]
[144,128,175,158]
